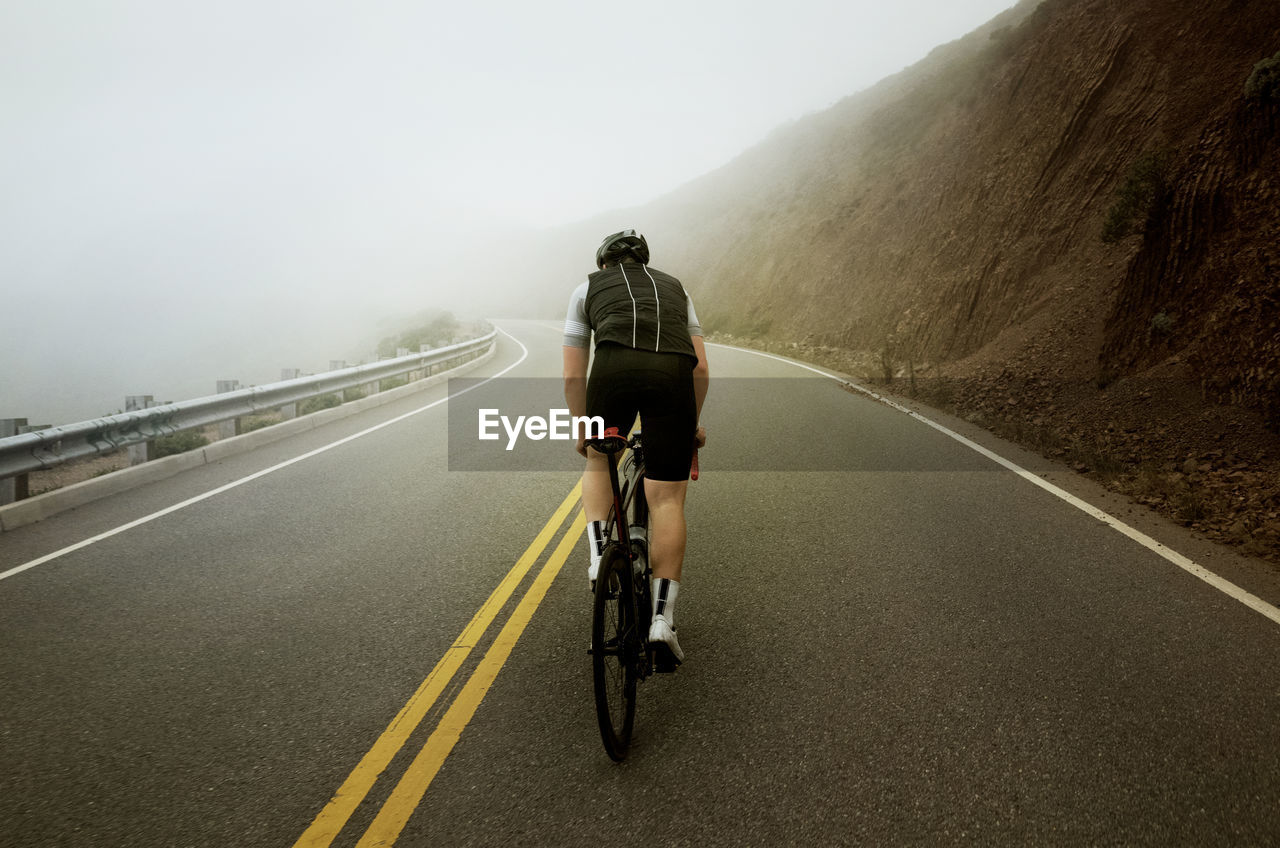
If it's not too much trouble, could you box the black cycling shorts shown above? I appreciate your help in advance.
[586,342,697,482]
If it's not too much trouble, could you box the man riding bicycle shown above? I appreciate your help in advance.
[562,230,709,668]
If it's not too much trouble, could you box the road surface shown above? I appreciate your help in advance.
[2,319,1279,846]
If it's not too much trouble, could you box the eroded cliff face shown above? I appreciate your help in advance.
[650,0,1278,424]
[1101,87,1280,426]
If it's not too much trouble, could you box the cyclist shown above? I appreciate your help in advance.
[563,230,708,668]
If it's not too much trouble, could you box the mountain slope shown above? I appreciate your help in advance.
[661,0,1277,388]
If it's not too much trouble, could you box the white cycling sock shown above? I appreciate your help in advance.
[652,578,679,626]
[587,520,606,575]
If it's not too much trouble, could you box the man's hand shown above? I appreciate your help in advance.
[576,434,589,457]
[693,425,707,449]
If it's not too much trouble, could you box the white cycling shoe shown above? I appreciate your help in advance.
[587,522,605,591]
[648,616,684,670]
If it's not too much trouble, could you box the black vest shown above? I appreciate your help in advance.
[585,262,697,362]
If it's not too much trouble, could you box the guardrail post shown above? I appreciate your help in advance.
[422,345,437,381]
[279,369,300,420]
[125,396,156,465]
[216,381,241,438]
[1,418,29,504]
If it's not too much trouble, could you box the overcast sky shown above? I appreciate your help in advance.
[2,0,1016,424]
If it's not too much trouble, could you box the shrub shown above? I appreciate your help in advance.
[878,347,895,384]
[300,393,342,415]
[1149,311,1174,336]
[985,25,1018,60]
[154,430,209,458]
[380,376,409,392]
[243,415,277,433]
[1244,51,1280,101]
[1175,488,1210,524]
[1101,150,1169,243]
[377,311,460,358]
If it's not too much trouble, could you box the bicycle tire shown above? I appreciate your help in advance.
[591,543,637,761]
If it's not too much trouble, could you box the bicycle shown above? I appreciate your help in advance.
[586,426,652,761]
[587,426,700,761]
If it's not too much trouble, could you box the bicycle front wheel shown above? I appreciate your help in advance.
[591,543,637,761]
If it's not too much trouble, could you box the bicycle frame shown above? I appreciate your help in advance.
[602,438,646,565]
[594,430,652,682]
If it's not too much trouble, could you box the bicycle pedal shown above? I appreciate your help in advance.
[650,646,681,674]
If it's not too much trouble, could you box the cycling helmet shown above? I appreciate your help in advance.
[595,229,649,268]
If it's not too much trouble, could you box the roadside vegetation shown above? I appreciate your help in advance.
[376,310,459,358]
[1101,149,1170,243]
[379,376,409,392]
[154,431,209,458]
[243,413,281,433]
[1244,50,1280,101]
[300,393,342,415]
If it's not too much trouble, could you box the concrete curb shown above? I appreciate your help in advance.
[0,344,497,533]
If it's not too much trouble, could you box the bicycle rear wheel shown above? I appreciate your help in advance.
[591,543,637,761]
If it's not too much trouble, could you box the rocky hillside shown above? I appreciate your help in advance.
[662,0,1278,389]
[529,0,1277,401]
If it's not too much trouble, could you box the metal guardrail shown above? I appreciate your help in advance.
[0,331,496,481]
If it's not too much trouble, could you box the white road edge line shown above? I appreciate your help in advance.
[711,342,1280,628]
[0,327,530,583]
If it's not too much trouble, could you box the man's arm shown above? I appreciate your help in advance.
[563,345,590,455]
[691,335,709,419]
[691,335,709,447]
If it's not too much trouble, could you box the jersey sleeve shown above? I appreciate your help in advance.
[562,280,591,348]
[686,294,703,337]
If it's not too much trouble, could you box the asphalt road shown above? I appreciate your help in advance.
[2,319,1279,847]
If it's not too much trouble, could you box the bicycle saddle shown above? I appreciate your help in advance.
[587,427,629,455]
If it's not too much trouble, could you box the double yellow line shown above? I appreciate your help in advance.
[294,482,584,848]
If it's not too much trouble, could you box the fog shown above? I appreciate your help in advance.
[1,0,1015,425]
